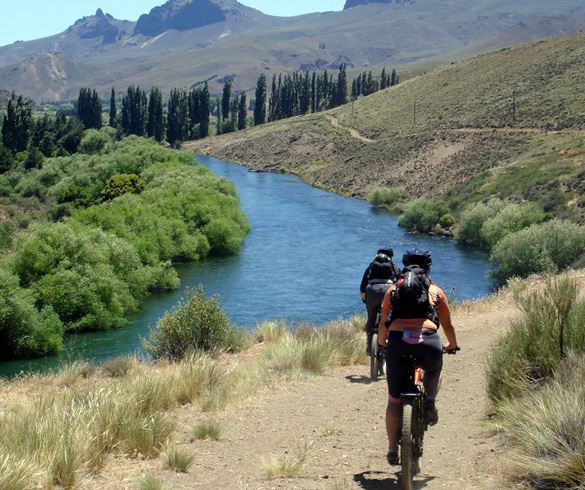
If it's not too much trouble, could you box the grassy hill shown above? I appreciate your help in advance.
[187,29,585,220]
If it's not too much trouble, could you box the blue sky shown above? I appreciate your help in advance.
[0,0,346,47]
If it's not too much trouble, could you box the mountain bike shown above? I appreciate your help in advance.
[369,309,385,381]
[399,347,459,489]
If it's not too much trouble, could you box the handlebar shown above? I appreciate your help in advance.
[443,346,461,355]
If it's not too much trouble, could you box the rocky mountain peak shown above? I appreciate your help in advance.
[69,9,121,44]
[134,0,238,37]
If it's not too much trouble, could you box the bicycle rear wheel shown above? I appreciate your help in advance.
[400,402,415,490]
[370,332,380,381]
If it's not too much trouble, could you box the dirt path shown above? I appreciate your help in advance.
[325,115,375,143]
[81,301,518,490]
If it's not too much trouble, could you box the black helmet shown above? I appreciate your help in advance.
[374,253,390,263]
[402,249,432,268]
[377,247,394,258]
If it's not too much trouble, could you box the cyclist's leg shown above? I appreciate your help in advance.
[417,332,444,425]
[385,332,411,452]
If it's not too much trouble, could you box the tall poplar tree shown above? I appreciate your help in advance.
[1,92,33,153]
[147,87,165,142]
[109,87,117,127]
[254,74,266,126]
[238,92,247,130]
[221,80,232,121]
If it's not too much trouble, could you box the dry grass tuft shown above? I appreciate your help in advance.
[164,447,195,472]
[192,420,222,441]
[260,442,312,479]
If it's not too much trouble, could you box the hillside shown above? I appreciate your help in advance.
[187,29,585,219]
[1,0,585,101]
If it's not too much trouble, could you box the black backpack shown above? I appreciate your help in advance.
[390,265,437,323]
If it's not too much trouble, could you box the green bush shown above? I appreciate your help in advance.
[0,269,63,358]
[101,174,145,201]
[368,187,405,207]
[79,129,114,155]
[456,199,506,247]
[480,201,547,250]
[439,213,455,230]
[143,286,239,360]
[398,197,448,232]
[486,277,585,405]
[490,220,585,282]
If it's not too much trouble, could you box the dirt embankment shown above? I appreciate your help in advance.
[79,294,519,490]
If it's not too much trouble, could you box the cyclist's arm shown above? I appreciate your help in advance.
[378,287,392,347]
[436,288,458,349]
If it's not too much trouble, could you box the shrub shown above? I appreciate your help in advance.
[495,353,585,489]
[398,198,448,232]
[486,277,585,405]
[79,129,113,155]
[438,213,455,230]
[143,286,237,360]
[480,201,547,250]
[456,199,506,247]
[368,187,405,207]
[0,268,63,359]
[490,220,585,282]
[101,174,145,201]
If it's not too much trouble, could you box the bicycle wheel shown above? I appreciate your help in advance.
[370,332,379,381]
[400,402,415,490]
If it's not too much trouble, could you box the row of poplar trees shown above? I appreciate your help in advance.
[76,84,212,146]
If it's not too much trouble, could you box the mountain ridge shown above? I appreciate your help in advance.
[2,0,585,101]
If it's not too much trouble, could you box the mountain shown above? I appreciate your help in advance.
[1,0,585,101]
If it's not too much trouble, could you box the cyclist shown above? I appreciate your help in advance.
[360,248,400,355]
[377,249,458,465]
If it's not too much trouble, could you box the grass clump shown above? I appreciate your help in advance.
[320,423,340,436]
[260,443,311,479]
[255,320,288,343]
[192,420,222,441]
[135,472,173,490]
[0,454,39,490]
[164,448,195,472]
[496,354,585,489]
[368,187,405,207]
[102,355,134,377]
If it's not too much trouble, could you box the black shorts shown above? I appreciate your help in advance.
[385,330,443,399]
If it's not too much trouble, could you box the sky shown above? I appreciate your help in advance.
[0,0,346,47]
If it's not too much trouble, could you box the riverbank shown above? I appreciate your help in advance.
[7,271,577,489]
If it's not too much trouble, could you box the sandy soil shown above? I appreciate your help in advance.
[79,299,520,490]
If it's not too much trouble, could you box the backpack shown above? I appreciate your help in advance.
[368,259,400,284]
[390,265,438,324]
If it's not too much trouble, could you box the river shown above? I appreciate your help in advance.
[0,156,494,377]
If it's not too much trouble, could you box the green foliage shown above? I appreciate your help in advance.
[0,268,63,358]
[367,187,405,207]
[438,213,455,229]
[489,220,585,282]
[480,201,547,250]
[143,286,238,360]
[79,128,114,155]
[398,197,448,232]
[77,87,102,130]
[456,199,506,247]
[102,174,145,201]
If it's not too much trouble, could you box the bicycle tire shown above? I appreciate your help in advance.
[401,402,414,490]
[370,332,379,381]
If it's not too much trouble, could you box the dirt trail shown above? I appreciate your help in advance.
[325,115,375,143]
[82,301,518,490]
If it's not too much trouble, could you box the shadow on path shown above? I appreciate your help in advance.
[354,470,435,489]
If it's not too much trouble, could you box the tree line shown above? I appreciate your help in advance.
[1,65,398,162]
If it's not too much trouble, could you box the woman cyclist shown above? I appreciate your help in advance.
[377,249,459,465]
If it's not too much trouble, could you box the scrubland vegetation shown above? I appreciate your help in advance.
[0,135,249,359]
[0,287,366,489]
[487,276,585,488]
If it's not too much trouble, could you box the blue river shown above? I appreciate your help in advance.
[0,156,494,377]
